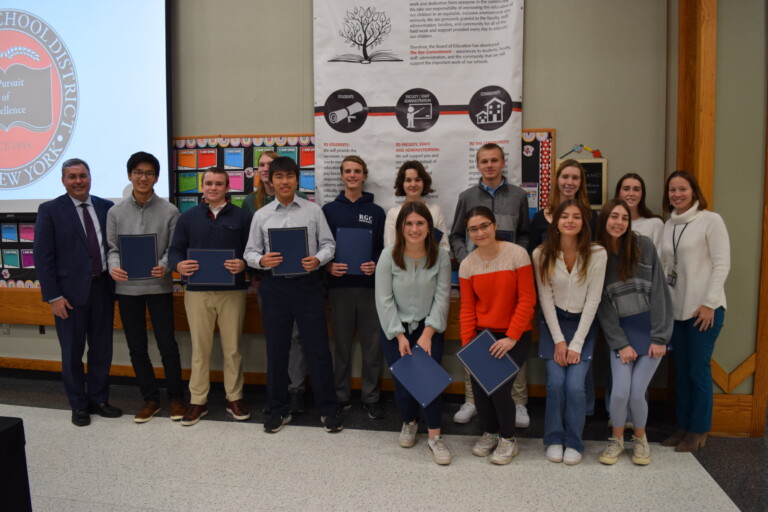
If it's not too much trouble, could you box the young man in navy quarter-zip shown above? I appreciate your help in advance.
[169,167,252,426]
[244,157,343,433]
[322,155,386,419]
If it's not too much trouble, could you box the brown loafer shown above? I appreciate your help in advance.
[181,404,208,426]
[225,399,251,421]
[169,399,186,421]
[134,401,161,423]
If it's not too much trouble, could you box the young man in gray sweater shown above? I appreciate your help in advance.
[107,152,186,423]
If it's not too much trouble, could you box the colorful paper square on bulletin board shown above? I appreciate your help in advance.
[1,223,18,242]
[277,146,298,162]
[178,197,198,213]
[299,171,315,192]
[228,172,245,192]
[2,249,19,268]
[198,148,217,169]
[230,195,246,208]
[19,223,35,243]
[300,146,315,168]
[21,249,34,268]
[177,149,197,170]
[224,148,244,169]
[178,172,198,193]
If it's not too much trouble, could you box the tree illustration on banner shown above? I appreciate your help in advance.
[330,6,402,64]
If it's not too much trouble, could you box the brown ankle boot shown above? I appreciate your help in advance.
[661,429,686,447]
[674,431,707,452]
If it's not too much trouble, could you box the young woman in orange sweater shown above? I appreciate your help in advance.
[459,206,537,464]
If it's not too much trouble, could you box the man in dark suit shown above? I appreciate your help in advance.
[34,158,122,426]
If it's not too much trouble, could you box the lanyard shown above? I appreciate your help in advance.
[672,223,689,265]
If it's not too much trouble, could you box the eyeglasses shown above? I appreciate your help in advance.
[467,221,493,234]
[132,170,157,178]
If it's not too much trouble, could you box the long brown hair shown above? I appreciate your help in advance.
[254,150,280,210]
[538,199,595,284]
[392,201,438,270]
[548,159,591,213]
[663,170,708,213]
[614,173,660,220]
[597,199,639,281]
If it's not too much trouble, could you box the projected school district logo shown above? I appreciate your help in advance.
[0,10,78,190]
[329,6,402,64]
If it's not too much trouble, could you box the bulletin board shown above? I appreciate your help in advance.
[0,212,39,288]
[555,157,608,208]
[521,129,555,217]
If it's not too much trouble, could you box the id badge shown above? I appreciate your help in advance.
[666,268,677,287]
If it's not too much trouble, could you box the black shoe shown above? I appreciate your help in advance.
[88,403,123,418]
[261,404,271,415]
[289,390,306,414]
[322,412,344,433]
[71,409,90,427]
[339,400,352,412]
[264,413,292,433]
[362,401,385,420]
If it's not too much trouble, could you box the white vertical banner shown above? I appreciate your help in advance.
[313,0,524,231]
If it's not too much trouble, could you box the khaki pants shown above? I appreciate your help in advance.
[465,361,528,405]
[185,290,247,404]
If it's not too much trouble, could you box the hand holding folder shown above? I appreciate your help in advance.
[389,345,452,408]
[268,227,309,276]
[456,330,520,396]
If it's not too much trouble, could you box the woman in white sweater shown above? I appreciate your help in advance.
[533,200,607,465]
[614,173,664,251]
[660,171,730,453]
[384,160,450,252]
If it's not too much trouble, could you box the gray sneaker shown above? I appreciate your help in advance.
[599,436,625,465]
[632,434,651,465]
[490,436,519,465]
[472,432,499,457]
[398,421,418,448]
[427,435,452,465]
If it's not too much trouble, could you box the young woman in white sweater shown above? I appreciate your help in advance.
[660,171,730,452]
[614,173,664,251]
[533,200,607,465]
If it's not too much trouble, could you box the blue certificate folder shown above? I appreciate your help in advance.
[613,311,671,356]
[334,227,372,276]
[433,227,444,244]
[538,315,598,360]
[268,227,309,276]
[187,249,235,286]
[118,234,158,280]
[456,330,520,396]
[496,230,514,243]
[389,345,452,408]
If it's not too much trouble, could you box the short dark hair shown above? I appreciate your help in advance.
[269,156,299,181]
[340,155,368,176]
[61,158,90,176]
[663,170,708,213]
[202,167,229,187]
[394,160,433,196]
[476,143,505,163]
[126,151,160,176]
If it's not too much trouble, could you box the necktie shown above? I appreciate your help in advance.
[80,203,103,275]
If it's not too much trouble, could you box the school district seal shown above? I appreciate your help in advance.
[0,10,78,190]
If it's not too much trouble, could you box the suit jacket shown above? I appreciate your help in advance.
[34,194,115,306]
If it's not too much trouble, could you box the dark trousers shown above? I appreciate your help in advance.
[259,272,338,417]
[470,331,531,439]
[117,293,184,402]
[671,307,725,433]
[380,321,445,430]
[54,276,114,410]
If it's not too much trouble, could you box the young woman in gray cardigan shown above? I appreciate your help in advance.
[596,199,673,466]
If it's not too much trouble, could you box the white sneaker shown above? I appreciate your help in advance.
[563,447,583,465]
[427,435,452,465]
[472,432,499,457]
[515,404,530,428]
[398,421,418,448]
[453,402,477,424]
[546,444,563,463]
[490,437,519,465]
[632,434,651,465]
[599,436,625,465]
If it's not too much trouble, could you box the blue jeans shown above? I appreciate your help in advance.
[380,321,444,430]
[543,358,590,453]
[670,307,725,433]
